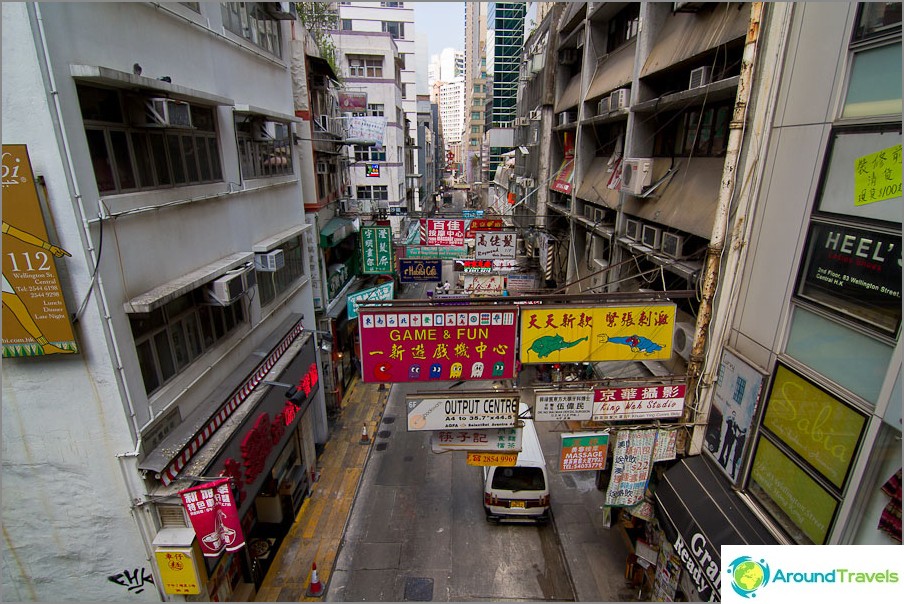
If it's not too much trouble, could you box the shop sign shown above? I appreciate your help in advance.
[466,452,518,467]
[365,163,380,177]
[346,116,386,145]
[505,273,537,293]
[605,429,657,507]
[347,281,394,319]
[466,218,504,237]
[534,390,593,421]
[339,91,367,111]
[179,478,246,558]
[462,209,484,219]
[592,384,686,421]
[399,259,441,283]
[406,245,466,259]
[155,548,202,595]
[475,230,517,260]
[422,219,465,246]
[361,225,393,274]
[406,393,519,430]
[854,143,902,206]
[430,426,521,452]
[670,528,720,601]
[560,432,609,472]
[2,145,78,357]
[461,260,494,274]
[463,274,504,295]
[359,307,518,382]
[519,304,676,364]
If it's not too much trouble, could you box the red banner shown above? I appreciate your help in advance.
[179,478,246,558]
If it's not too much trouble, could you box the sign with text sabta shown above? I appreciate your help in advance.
[519,304,676,364]
[475,230,517,260]
[399,259,441,283]
[431,426,522,453]
[560,432,609,472]
[360,225,393,274]
[422,218,465,246]
[347,281,394,319]
[406,392,519,431]
[592,383,686,421]
[534,390,594,421]
[359,307,518,382]
[2,145,78,357]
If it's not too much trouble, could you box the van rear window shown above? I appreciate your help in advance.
[491,467,545,491]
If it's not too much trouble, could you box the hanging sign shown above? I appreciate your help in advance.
[592,384,686,421]
[422,219,465,246]
[339,91,368,111]
[179,478,246,558]
[365,163,380,178]
[475,230,517,260]
[606,429,658,507]
[431,426,521,453]
[560,432,609,472]
[347,281,394,319]
[407,392,519,431]
[406,245,466,259]
[534,390,594,421]
[361,225,393,274]
[399,259,441,283]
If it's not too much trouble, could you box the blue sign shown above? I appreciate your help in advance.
[463,209,485,219]
[399,259,442,283]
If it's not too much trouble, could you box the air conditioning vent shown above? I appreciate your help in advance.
[208,268,250,305]
[557,110,577,127]
[661,232,686,258]
[641,224,662,249]
[529,109,541,121]
[609,88,629,111]
[689,66,713,90]
[135,98,193,129]
[625,218,642,241]
[255,249,285,272]
[597,96,611,116]
[620,158,653,195]
[673,322,695,360]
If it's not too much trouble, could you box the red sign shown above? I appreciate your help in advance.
[421,219,465,246]
[179,478,246,558]
[469,218,504,232]
[339,92,368,111]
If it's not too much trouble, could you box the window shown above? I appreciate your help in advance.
[357,185,389,200]
[382,21,404,39]
[235,116,294,179]
[354,145,386,162]
[180,3,200,12]
[341,19,353,31]
[77,85,222,194]
[368,104,385,117]
[221,2,282,58]
[652,101,732,157]
[606,4,640,53]
[471,112,481,120]
[852,2,902,42]
[257,235,306,307]
[732,377,747,404]
[348,55,383,78]
[130,289,245,395]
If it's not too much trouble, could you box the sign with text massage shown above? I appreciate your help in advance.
[475,230,517,260]
[761,363,866,489]
[406,392,519,430]
[347,281,394,319]
[560,432,609,472]
[399,259,441,283]
[606,429,657,507]
[535,390,594,421]
[519,304,676,364]
[2,145,78,357]
[359,307,518,382]
[406,245,466,259]
[592,384,686,421]
[422,219,465,246]
[361,225,393,274]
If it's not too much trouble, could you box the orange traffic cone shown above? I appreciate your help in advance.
[306,561,324,597]
[359,423,370,445]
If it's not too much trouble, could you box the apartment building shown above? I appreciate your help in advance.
[485,1,527,178]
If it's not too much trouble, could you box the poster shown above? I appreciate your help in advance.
[179,478,246,558]
[854,143,902,206]
[606,429,658,507]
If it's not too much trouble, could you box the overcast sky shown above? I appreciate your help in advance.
[413,1,466,59]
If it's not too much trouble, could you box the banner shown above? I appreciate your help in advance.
[606,429,658,507]
[345,116,386,145]
[179,478,245,557]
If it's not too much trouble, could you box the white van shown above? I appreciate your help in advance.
[483,404,550,524]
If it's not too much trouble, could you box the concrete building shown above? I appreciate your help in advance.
[2,2,327,601]
[486,1,527,177]
[415,94,439,215]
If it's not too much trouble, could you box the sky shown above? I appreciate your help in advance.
[413,1,466,59]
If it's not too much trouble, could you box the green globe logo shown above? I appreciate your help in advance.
[727,556,771,598]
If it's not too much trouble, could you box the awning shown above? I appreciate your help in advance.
[70,64,233,106]
[576,156,621,209]
[640,4,749,79]
[622,156,724,239]
[320,217,356,248]
[586,39,637,101]
[555,73,583,113]
[655,455,778,601]
[550,157,575,195]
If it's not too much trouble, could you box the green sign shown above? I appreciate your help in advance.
[762,364,865,488]
[406,245,466,259]
[360,226,393,274]
[750,437,837,544]
[854,143,902,206]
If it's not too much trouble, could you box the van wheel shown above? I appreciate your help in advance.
[485,515,498,524]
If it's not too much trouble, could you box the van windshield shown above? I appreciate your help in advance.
[491,467,545,491]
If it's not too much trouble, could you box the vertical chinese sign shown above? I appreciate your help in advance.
[358,307,518,382]
[179,478,246,557]
[606,429,658,507]
[361,225,393,274]
[154,548,203,595]
[2,145,78,357]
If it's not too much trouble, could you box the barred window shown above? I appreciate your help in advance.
[235,117,294,179]
[257,235,306,307]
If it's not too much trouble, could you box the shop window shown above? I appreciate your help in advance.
[235,117,293,179]
[257,235,306,307]
[221,2,282,58]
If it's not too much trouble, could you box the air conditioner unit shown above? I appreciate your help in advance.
[673,322,695,361]
[642,224,662,249]
[689,66,713,89]
[557,110,577,127]
[255,249,285,272]
[620,158,653,195]
[625,218,642,241]
[529,109,541,121]
[208,269,248,305]
[609,88,629,111]
[661,232,686,258]
[597,96,611,116]
[558,48,578,65]
[523,178,535,188]
[137,98,193,129]
[514,117,529,126]
[253,120,278,141]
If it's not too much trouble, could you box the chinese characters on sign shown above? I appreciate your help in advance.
[359,308,518,382]
[178,478,246,557]
[475,231,517,260]
[347,281,394,319]
[399,259,441,283]
[406,245,466,259]
[534,390,594,421]
[430,427,522,452]
[155,549,202,595]
[560,432,609,472]
[854,144,902,206]
[361,226,392,274]
[463,275,504,296]
[606,429,658,507]
[422,219,465,246]
[592,384,686,421]
[406,394,519,430]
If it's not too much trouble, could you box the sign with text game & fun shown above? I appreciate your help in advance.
[519,304,676,364]
[358,307,518,383]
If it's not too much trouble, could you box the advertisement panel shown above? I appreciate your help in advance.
[179,478,246,557]
[338,91,367,111]
[430,427,521,453]
[606,429,658,507]
[345,116,386,145]
[347,281,394,319]
[463,274,504,295]
[468,218,504,233]
[359,307,518,382]
[406,245,466,259]
[422,219,465,246]
[361,225,393,274]
[592,384,686,421]
[467,452,517,467]
[519,304,676,363]
[399,259,441,283]
[534,390,594,421]
[155,548,203,595]
[560,432,609,472]
[2,145,78,357]
[406,393,519,430]
[474,231,517,260]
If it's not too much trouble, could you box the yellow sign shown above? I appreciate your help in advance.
[2,145,78,357]
[466,452,518,467]
[518,304,676,363]
[155,548,202,595]
[854,143,902,206]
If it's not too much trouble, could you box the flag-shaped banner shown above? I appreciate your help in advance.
[179,478,246,557]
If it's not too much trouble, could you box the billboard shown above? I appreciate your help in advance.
[475,230,517,260]
[422,219,465,246]
[406,393,519,430]
[359,307,518,382]
[592,384,686,421]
